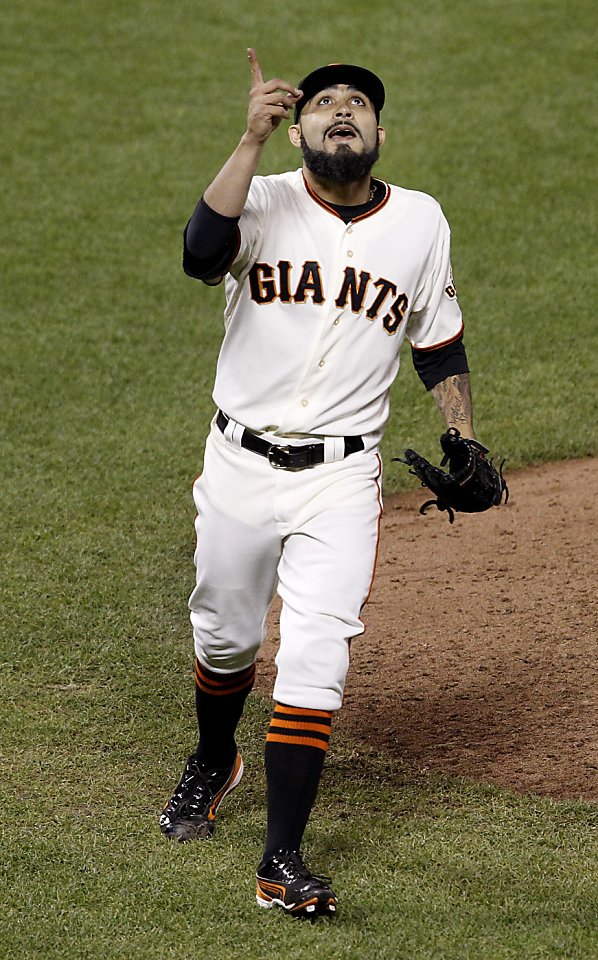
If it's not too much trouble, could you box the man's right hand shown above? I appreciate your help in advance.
[245,48,302,145]
[202,49,302,220]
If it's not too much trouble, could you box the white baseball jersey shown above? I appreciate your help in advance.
[212,168,463,445]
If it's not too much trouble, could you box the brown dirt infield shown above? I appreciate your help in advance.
[258,458,598,803]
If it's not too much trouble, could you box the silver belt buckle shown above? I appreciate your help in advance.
[267,444,294,470]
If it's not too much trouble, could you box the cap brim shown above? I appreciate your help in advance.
[295,64,385,121]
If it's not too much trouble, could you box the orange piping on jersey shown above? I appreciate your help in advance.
[409,321,465,352]
[302,174,390,221]
[352,186,391,222]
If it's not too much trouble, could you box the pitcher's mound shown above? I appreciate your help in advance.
[258,458,597,802]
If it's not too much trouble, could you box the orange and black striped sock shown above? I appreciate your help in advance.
[194,658,255,769]
[263,703,332,861]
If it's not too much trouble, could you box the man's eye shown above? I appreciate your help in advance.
[318,97,332,105]
[352,97,365,105]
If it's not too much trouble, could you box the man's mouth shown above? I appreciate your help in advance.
[325,123,360,143]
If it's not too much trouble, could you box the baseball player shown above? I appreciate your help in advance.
[160,49,476,918]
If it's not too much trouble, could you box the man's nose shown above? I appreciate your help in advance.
[335,103,353,118]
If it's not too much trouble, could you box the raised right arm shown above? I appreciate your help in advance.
[183,50,301,280]
[202,48,302,217]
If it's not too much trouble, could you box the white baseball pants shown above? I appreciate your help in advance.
[189,421,383,711]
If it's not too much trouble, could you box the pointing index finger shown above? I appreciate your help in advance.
[247,48,264,88]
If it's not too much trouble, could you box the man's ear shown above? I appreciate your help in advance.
[288,124,302,148]
[377,126,386,147]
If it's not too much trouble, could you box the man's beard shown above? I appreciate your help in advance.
[300,134,380,185]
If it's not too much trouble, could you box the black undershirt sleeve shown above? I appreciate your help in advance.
[183,197,240,282]
[411,336,469,390]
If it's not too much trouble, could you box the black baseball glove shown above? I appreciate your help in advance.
[394,427,508,524]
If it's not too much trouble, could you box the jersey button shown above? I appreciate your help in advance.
[333,318,341,326]
[347,250,353,257]
[347,226,353,234]
[301,398,309,407]
[319,359,326,368]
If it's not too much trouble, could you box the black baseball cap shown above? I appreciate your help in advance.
[294,64,385,122]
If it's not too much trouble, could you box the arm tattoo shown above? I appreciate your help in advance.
[431,373,474,434]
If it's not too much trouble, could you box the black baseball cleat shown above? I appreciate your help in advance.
[256,849,338,918]
[159,752,243,841]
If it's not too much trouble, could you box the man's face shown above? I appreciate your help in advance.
[289,83,384,156]
[288,83,385,185]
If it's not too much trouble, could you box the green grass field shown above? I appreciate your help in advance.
[2,0,597,957]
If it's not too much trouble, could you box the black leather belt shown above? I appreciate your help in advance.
[216,410,364,471]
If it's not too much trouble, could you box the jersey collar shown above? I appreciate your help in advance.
[302,172,390,222]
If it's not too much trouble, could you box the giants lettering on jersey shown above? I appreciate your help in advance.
[248,262,409,336]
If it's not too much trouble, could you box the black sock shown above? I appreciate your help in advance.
[194,658,255,769]
[262,703,332,862]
